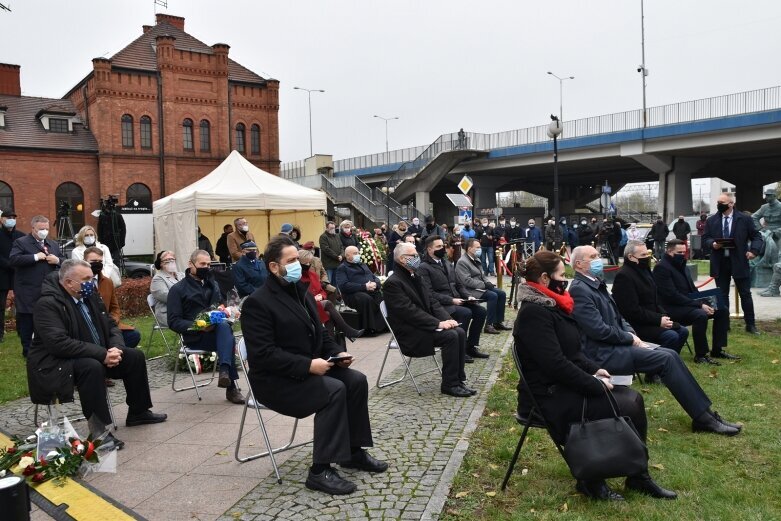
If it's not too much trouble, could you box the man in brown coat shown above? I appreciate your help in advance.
[227,217,255,261]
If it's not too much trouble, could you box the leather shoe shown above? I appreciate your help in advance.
[340,450,388,473]
[483,325,500,335]
[712,411,742,431]
[226,388,246,405]
[305,467,356,495]
[441,385,472,397]
[464,354,474,364]
[467,347,490,359]
[460,382,478,395]
[126,410,168,427]
[692,411,740,436]
[494,322,513,331]
[625,475,677,499]
[217,368,231,388]
[101,432,125,451]
[745,324,760,335]
[576,479,625,501]
[712,351,741,360]
[347,329,365,343]
[694,355,720,366]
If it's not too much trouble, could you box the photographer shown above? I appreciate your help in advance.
[97,195,127,262]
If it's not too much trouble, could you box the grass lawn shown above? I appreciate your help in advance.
[0,315,174,404]
[442,318,781,520]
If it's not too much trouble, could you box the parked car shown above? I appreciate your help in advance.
[123,260,153,279]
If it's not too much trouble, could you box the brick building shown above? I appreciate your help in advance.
[0,13,279,234]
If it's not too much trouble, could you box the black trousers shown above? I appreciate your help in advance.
[252,366,373,465]
[432,327,467,388]
[16,312,34,357]
[450,304,487,349]
[73,347,153,425]
[343,291,385,333]
[716,256,754,325]
[666,305,729,357]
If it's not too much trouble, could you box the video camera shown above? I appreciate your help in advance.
[100,194,120,213]
[56,200,72,219]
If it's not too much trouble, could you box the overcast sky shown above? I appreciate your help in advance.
[2,0,781,168]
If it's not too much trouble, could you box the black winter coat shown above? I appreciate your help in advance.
[611,261,667,341]
[653,255,700,309]
[166,272,222,345]
[9,234,64,313]
[0,226,24,290]
[417,254,469,313]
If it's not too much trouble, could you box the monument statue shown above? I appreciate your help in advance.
[752,188,781,292]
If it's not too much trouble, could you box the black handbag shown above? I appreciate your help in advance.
[563,384,648,481]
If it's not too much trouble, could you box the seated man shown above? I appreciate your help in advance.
[384,242,475,398]
[167,249,245,404]
[612,240,689,354]
[83,247,141,349]
[28,260,166,450]
[418,235,489,360]
[569,245,741,436]
[232,241,268,298]
[654,239,735,365]
[334,245,385,334]
[241,235,387,495]
[455,238,511,334]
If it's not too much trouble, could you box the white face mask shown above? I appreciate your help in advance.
[36,229,49,240]
[163,261,177,273]
[84,236,96,246]
[240,225,249,233]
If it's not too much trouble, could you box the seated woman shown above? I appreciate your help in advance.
[71,225,121,287]
[150,250,185,327]
[299,250,363,342]
[513,251,676,501]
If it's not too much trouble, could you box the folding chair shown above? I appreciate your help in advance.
[145,294,172,359]
[233,337,311,483]
[171,334,218,400]
[501,344,565,491]
[376,300,442,395]
[34,388,118,432]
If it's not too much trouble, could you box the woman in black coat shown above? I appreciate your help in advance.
[513,251,675,501]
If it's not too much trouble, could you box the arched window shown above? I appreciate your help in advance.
[200,119,211,152]
[121,114,134,148]
[250,124,261,155]
[235,123,246,154]
[54,182,85,236]
[140,116,152,149]
[126,183,152,208]
[182,118,194,150]
[0,181,13,211]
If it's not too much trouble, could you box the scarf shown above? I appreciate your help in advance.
[526,281,574,315]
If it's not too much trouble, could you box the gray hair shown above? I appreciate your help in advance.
[571,245,591,265]
[624,240,646,258]
[190,249,211,263]
[298,249,314,263]
[394,242,416,261]
[59,259,90,282]
[31,215,49,227]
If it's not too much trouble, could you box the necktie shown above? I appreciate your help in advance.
[77,300,101,345]
[723,216,731,257]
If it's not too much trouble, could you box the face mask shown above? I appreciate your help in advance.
[4,219,16,228]
[464,224,470,230]
[657,219,663,223]
[474,248,482,258]
[672,254,686,266]
[426,223,435,230]
[240,225,249,233]
[560,219,566,225]
[346,254,357,263]
[482,222,488,227]
[195,267,211,279]
[89,261,103,276]
[488,223,495,228]
[528,223,535,228]
[398,227,407,233]
[433,248,446,259]
[163,261,177,273]
[412,219,419,226]
[716,203,730,214]
[78,280,96,299]
[282,260,302,283]
[37,229,49,240]
[637,257,651,268]
[587,258,604,278]
[245,251,258,261]
[342,228,352,236]
[581,221,587,226]
[405,255,421,271]
[678,218,684,223]
[547,278,569,294]
[700,215,707,221]
[511,222,517,228]
[301,264,311,273]
[84,236,96,246]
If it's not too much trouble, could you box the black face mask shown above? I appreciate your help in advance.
[433,248,446,259]
[671,254,686,266]
[426,223,435,231]
[195,267,211,279]
[301,264,311,273]
[716,202,730,213]
[700,215,707,221]
[637,257,651,268]
[464,224,470,230]
[547,278,569,294]
[678,219,684,223]
[89,261,103,276]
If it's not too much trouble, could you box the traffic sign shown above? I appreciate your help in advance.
[457,175,473,195]
[459,208,472,223]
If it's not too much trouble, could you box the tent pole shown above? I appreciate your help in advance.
[267,210,271,245]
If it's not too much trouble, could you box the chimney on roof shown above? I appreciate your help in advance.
[0,63,21,96]
[142,25,153,34]
[155,13,184,31]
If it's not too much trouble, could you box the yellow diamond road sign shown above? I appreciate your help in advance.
[457,175,473,195]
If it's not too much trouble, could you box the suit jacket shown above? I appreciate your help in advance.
[653,255,701,310]
[232,255,268,297]
[383,267,450,357]
[9,234,64,313]
[569,272,636,372]
[0,226,25,291]
[611,261,667,340]
[455,253,494,298]
[417,254,469,313]
[702,210,763,279]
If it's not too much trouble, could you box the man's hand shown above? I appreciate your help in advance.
[334,351,354,368]
[46,254,60,265]
[452,298,464,306]
[337,255,343,262]
[701,303,715,316]
[747,251,756,260]
[103,347,122,368]
[35,252,46,261]
[594,368,611,378]
[366,281,377,292]
[309,358,333,375]
[712,242,722,250]
[593,369,614,390]
[438,319,459,330]
[314,294,323,302]
[630,333,645,347]
[660,316,674,329]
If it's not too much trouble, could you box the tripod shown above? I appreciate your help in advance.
[56,210,74,251]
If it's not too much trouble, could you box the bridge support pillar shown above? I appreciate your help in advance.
[659,168,693,222]
[415,191,431,217]
[473,186,497,211]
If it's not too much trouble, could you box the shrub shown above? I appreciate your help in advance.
[115,277,153,317]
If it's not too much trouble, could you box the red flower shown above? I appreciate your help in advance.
[84,441,95,460]
[6,446,16,454]
[32,472,46,483]
[22,465,36,476]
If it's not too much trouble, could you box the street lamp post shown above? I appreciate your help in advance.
[546,71,574,123]
[638,0,649,128]
[293,86,325,157]
[373,115,399,163]
[547,115,563,247]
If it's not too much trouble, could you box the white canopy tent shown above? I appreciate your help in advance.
[153,150,327,271]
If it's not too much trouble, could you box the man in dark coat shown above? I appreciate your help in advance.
[672,215,691,241]
[0,208,24,343]
[28,260,165,449]
[654,239,734,365]
[417,235,488,360]
[334,246,385,334]
[214,224,234,265]
[9,215,64,357]
[241,235,387,495]
[407,217,424,252]
[232,241,268,298]
[97,207,126,261]
[319,221,343,285]
[702,192,763,334]
[383,242,473,398]
[650,216,669,260]
[568,245,741,436]
[197,227,215,260]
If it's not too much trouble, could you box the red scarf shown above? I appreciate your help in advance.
[527,281,574,315]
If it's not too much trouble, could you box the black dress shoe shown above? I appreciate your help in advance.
[576,479,625,501]
[126,410,168,427]
[347,329,365,343]
[712,411,743,431]
[441,385,472,397]
[692,411,740,436]
[101,432,125,451]
[745,325,760,335]
[226,388,246,404]
[467,347,490,359]
[625,475,677,499]
[694,355,721,366]
[305,467,357,495]
[483,325,500,335]
[464,354,474,363]
[494,322,513,331]
[217,368,231,388]
[712,351,741,360]
[460,382,478,395]
[340,450,388,473]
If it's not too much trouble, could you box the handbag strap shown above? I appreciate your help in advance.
[580,380,621,425]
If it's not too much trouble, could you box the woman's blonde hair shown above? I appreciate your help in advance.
[75,225,97,246]
[298,249,314,263]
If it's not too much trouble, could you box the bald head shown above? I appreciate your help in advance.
[345,245,359,258]
[571,245,599,275]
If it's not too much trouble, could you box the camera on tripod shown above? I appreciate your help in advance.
[101,194,120,213]
[56,200,72,219]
